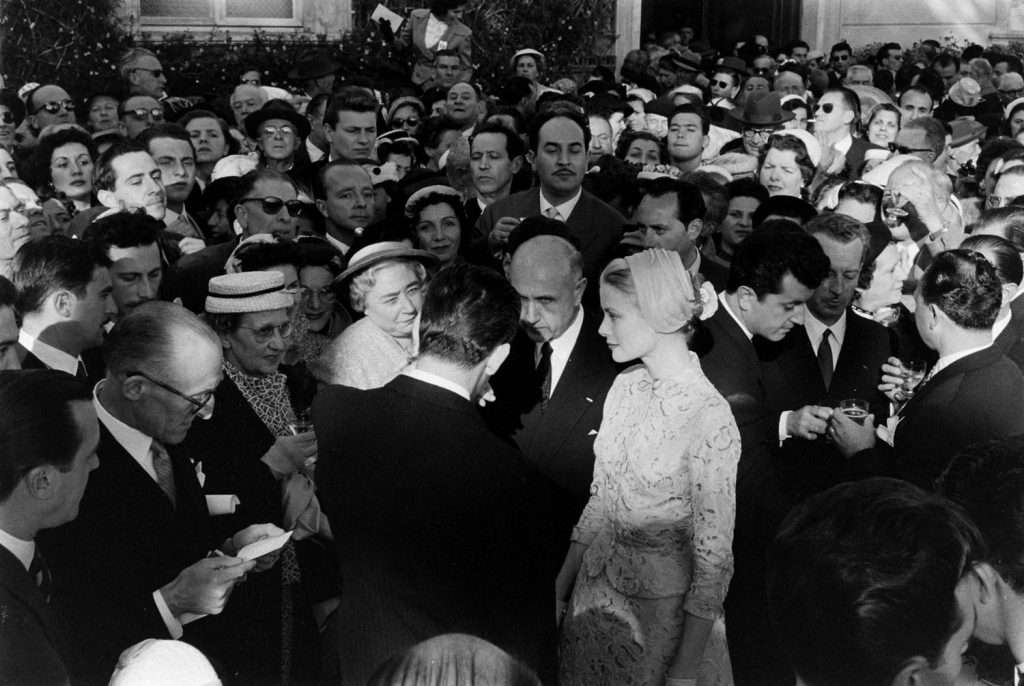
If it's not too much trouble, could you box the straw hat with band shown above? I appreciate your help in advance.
[729,92,794,127]
[205,271,293,314]
[244,99,311,140]
[334,241,438,285]
[287,50,342,81]
[510,49,546,71]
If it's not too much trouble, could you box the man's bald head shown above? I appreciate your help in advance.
[507,232,586,343]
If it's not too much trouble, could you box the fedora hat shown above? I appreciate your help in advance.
[715,56,747,75]
[729,91,794,127]
[334,241,438,285]
[661,49,702,73]
[287,50,342,81]
[205,271,293,314]
[949,117,987,148]
[244,99,311,140]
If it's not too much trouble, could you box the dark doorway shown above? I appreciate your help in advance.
[641,0,802,54]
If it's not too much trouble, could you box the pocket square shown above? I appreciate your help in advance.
[585,397,593,403]
[588,429,598,436]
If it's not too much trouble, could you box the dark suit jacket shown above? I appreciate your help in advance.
[164,238,237,313]
[472,188,625,293]
[17,346,105,389]
[37,424,218,683]
[313,375,556,685]
[482,311,618,562]
[756,313,894,501]
[0,546,73,686]
[851,345,1024,489]
[698,254,729,293]
[995,300,1024,375]
[845,136,884,178]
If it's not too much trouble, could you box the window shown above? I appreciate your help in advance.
[140,0,301,27]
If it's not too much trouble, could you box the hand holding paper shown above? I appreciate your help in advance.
[227,524,291,573]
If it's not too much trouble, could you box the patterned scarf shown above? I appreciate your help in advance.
[223,359,296,437]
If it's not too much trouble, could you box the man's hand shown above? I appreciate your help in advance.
[225,523,287,573]
[878,356,903,403]
[831,409,877,458]
[487,216,522,250]
[177,237,206,255]
[263,432,317,476]
[787,405,833,440]
[159,556,255,618]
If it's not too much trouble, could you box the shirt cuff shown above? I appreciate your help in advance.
[153,589,184,639]
[778,411,792,444]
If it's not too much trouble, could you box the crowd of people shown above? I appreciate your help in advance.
[6,2,1024,685]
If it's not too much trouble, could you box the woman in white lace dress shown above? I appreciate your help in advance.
[557,249,740,686]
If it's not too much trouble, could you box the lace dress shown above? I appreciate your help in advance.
[319,317,414,389]
[559,358,740,686]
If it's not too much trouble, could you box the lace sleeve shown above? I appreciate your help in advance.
[683,400,740,620]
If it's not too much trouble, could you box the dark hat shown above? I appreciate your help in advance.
[584,91,633,118]
[287,50,342,81]
[714,56,748,75]
[661,49,702,73]
[864,220,894,266]
[244,99,311,140]
[949,117,987,147]
[752,194,818,227]
[729,91,794,127]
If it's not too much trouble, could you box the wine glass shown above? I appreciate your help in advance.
[895,360,926,402]
[883,190,908,229]
[839,399,869,425]
[289,409,313,435]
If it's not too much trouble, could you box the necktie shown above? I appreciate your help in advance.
[75,358,88,384]
[150,440,177,508]
[537,341,553,410]
[817,329,834,390]
[29,550,52,604]
[545,206,563,222]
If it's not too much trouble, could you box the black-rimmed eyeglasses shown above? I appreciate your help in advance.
[128,370,214,416]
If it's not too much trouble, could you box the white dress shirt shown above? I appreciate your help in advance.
[718,292,753,340]
[404,367,471,401]
[779,310,848,441]
[18,330,81,376]
[539,307,584,395]
[539,187,582,223]
[0,527,34,571]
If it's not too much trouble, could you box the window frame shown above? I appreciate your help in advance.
[140,0,303,29]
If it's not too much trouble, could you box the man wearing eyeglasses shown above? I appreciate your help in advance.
[119,95,165,139]
[814,87,881,178]
[38,301,285,683]
[890,117,947,170]
[825,42,852,89]
[120,47,168,101]
[25,84,77,134]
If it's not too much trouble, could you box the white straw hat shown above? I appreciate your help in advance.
[205,271,293,314]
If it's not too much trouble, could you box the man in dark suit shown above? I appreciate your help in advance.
[633,175,730,292]
[814,86,883,178]
[11,235,116,386]
[0,370,97,685]
[758,213,894,502]
[483,219,619,565]
[467,120,525,231]
[38,302,281,683]
[695,223,830,686]
[0,275,20,371]
[472,104,624,295]
[835,250,1024,490]
[314,264,556,685]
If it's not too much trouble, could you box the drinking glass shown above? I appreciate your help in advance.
[883,190,908,229]
[895,359,926,402]
[839,399,869,425]
[289,409,314,436]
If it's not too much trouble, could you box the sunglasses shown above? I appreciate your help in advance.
[832,54,851,62]
[392,117,420,128]
[743,127,776,138]
[123,108,165,122]
[712,80,732,89]
[238,321,295,343]
[259,124,296,137]
[34,100,76,115]
[815,103,835,113]
[132,67,165,79]
[0,112,14,124]
[1001,88,1024,97]
[888,142,934,155]
[239,196,304,217]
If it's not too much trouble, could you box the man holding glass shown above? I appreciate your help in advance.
[757,213,893,502]
[833,249,1024,489]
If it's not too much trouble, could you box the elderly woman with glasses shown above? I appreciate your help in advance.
[245,99,311,175]
[186,270,339,686]
[319,241,437,389]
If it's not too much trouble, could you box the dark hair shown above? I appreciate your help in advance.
[769,478,982,686]
[785,39,810,53]
[615,130,667,164]
[324,86,379,130]
[838,180,883,213]
[230,168,297,223]
[295,237,343,276]
[781,98,809,120]
[0,370,93,501]
[469,121,525,160]
[681,171,727,227]
[528,104,591,153]
[727,221,829,296]
[138,122,195,155]
[866,102,902,133]
[93,138,151,193]
[177,109,240,155]
[104,300,218,377]
[829,42,852,56]
[418,264,520,367]
[974,205,1024,252]
[919,249,1002,330]
[914,70,946,103]
[500,77,534,107]
[0,275,16,314]
[668,103,710,135]
[417,115,463,152]
[429,0,466,19]
[433,48,459,63]
[960,234,1024,287]
[0,91,26,127]
[902,116,946,159]
[803,211,871,264]
[899,84,935,110]
[874,42,902,64]
[232,239,300,273]
[727,177,770,205]
[484,106,528,136]
[977,138,1022,184]
[932,52,961,72]
[992,54,1024,77]
[826,87,862,131]
[23,126,100,199]
[761,133,816,188]
[12,236,110,316]
[81,210,163,254]
[640,177,706,224]
[939,437,1024,594]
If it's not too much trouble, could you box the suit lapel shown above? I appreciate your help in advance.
[566,193,599,256]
